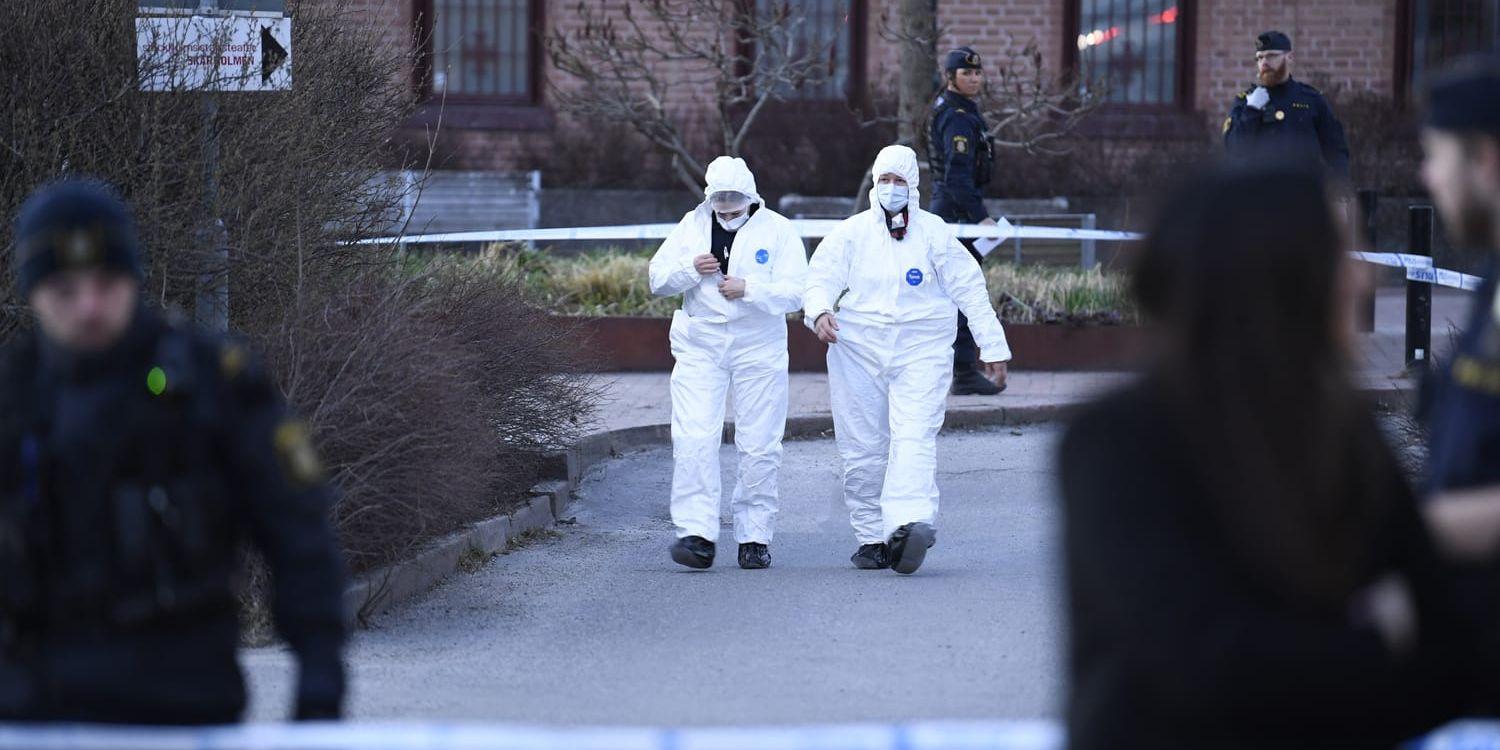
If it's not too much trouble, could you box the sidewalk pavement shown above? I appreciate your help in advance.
[591,287,1475,435]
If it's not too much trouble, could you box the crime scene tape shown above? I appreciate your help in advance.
[351,220,1145,245]
[0,720,1065,750]
[0,718,1495,749]
[353,222,1491,291]
[1349,251,1485,291]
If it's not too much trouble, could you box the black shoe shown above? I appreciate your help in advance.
[738,543,771,569]
[888,522,936,575]
[670,536,715,569]
[951,370,1002,396]
[851,543,890,570]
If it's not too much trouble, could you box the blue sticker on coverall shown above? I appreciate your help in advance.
[756,249,769,264]
[906,268,923,286]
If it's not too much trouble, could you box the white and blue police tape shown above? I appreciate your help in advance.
[352,220,1144,245]
[0,720,1064,750]
[1349,251,1485,291]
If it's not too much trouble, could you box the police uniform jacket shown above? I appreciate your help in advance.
[1223,77,1351,180]
[0,307,347,724]
[928,90,994,224]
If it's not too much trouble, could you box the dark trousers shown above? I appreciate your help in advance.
[952,238,983,375]
[932,196,985,375]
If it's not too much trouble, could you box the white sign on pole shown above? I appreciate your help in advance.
[136,15,291,92]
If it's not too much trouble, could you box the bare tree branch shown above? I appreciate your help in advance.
[546,0,847,197]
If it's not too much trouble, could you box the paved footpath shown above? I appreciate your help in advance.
[597,288,1471,434]
[241,286,1469,725]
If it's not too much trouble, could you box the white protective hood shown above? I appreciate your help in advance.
[867,144,921,213]
[702,156,763,211]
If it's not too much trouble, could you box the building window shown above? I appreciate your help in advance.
[1405,0,1499,95]
[753,0,861,101]
[421,0,537,102]
[1071,0,1188,107]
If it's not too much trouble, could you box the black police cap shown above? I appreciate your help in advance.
[1424,53,1500,134]
[1256,31,1292,52]
[944,46,982,74]
[12,179,144,297]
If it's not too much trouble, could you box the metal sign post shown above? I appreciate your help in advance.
[1407,205,1434,370]
[136,0,290,331]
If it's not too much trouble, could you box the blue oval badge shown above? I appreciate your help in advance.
[756,249,770,264]
[906,268,924,286]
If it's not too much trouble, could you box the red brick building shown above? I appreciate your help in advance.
[360,0,1498,185]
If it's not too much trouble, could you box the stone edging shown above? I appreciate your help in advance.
[341,385,1416,625]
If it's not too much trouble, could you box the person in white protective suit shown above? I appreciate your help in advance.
[804,144,1011,574]
[649,156,809,570]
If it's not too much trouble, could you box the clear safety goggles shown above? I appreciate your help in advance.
[709,191,752,213]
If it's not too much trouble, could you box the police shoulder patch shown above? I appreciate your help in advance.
[220,343,248,380]
[273,419,326,487]
[953,135,969,154]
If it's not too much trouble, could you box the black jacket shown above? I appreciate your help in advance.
[0,307,347,724]
[1059,383,1465,749]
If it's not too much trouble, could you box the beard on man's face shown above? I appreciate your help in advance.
[1257,61,1290,86]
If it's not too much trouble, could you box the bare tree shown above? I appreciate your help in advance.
[894,0,938,150]
[546,0,845,195]
[982,35,1104,157]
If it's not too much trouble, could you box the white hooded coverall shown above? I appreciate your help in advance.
[803,145,1011,544]
[649,157,809,544]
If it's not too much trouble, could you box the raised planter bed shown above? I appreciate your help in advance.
[564,315,1149,372]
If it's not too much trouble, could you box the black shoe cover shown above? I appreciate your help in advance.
[738,543,771,569]
[888,522,936,574]
[851,543,890,570]
[670,535,715,569]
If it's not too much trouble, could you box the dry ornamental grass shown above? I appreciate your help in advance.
[419,244,1138,325]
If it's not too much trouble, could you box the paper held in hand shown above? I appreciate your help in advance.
[973,217,1014,258]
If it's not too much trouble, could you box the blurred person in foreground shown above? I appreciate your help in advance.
[1416,53,1500,715]
[0,179,347,723]
[1059,162,1466,748]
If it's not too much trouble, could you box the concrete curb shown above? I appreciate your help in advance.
[343,380,1418,625]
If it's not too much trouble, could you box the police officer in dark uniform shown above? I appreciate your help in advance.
[1415,54,1500,715]
[929,46,1004,396]
[0,179,347,724]
[1223,31,1351,181]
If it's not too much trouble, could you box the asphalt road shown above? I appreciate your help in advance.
[242,425,1065,725]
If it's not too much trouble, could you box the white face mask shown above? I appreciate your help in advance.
[876,182,910,212]
[716,212,750,231]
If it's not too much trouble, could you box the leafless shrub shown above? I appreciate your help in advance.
[0,0,416,333]
[2,1,599,580]
[259,267,598,573]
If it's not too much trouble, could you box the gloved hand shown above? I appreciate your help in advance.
[1246,86,1270,110]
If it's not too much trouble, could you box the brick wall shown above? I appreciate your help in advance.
[1195,0,1398,118]
[377,0,1408,181]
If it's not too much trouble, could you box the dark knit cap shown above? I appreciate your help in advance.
[12,179,144,296]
